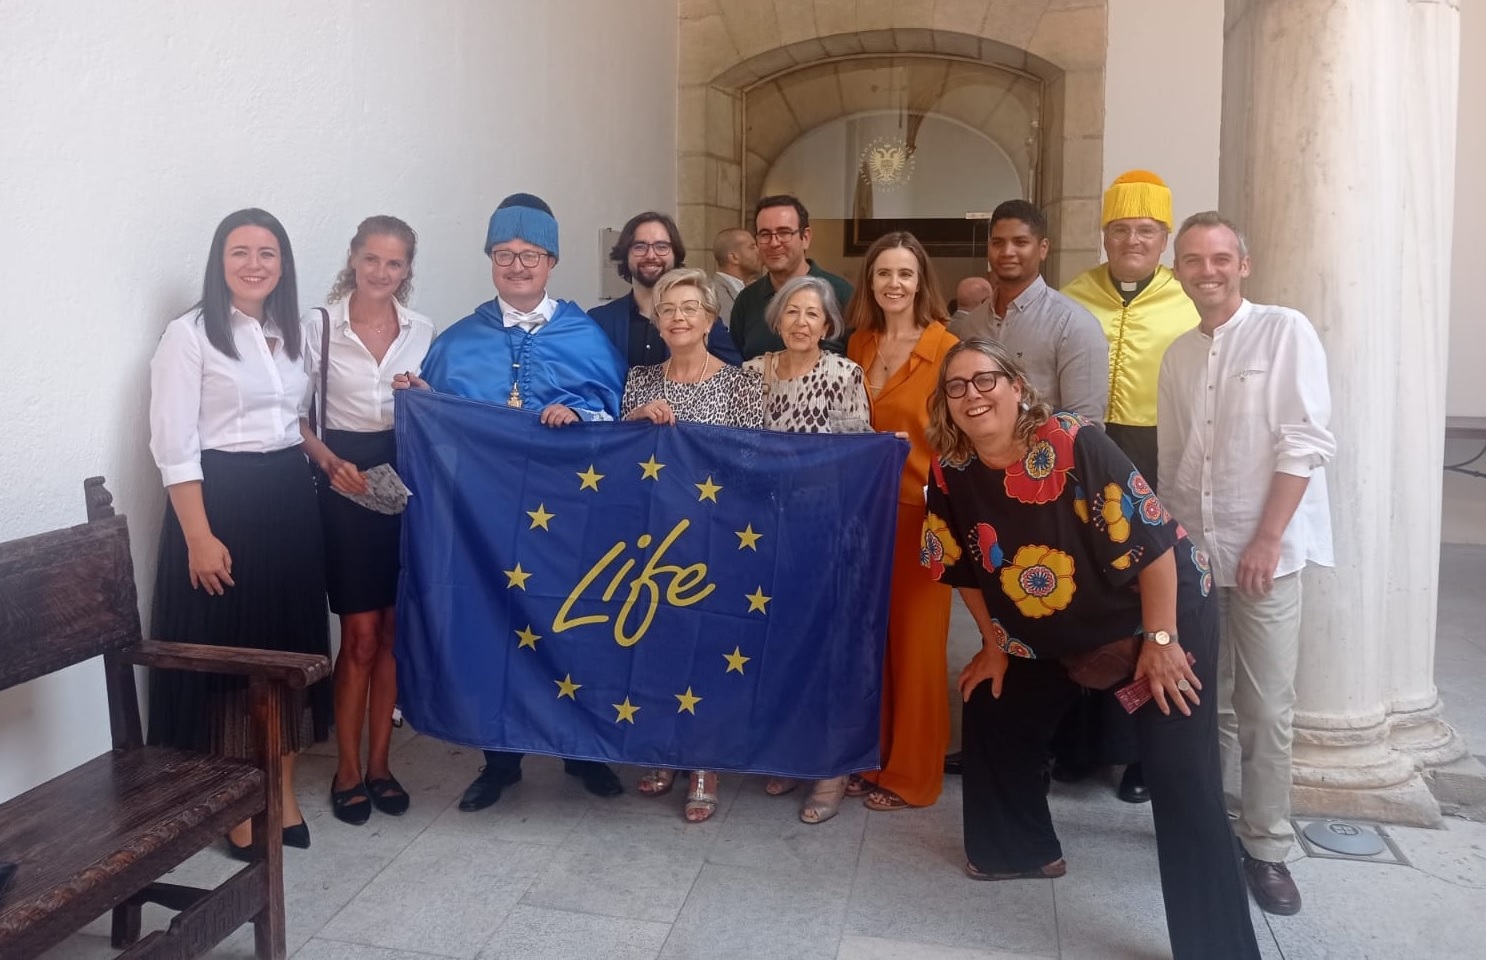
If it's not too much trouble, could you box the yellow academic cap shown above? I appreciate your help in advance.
[1102,170,1173,229]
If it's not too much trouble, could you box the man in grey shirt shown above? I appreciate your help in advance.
[947,199,1109,423]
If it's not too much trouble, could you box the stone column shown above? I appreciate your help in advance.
[1219,0,1462,826]
[1386,0,1469,774]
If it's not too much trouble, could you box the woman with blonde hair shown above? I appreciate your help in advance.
[299,215,434,824]
[843,231,958,811]
[920,337,1258,959]
[622,266,763,823]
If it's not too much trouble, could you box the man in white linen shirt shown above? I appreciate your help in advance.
[1158,211,1335,918]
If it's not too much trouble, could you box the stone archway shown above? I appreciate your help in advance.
[677,0,1107,283]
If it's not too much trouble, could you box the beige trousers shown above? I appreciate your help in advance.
[1217,572,1302,863]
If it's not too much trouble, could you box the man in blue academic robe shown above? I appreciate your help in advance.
[405,192,628,808]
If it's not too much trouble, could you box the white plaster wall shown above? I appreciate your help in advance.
[1102,0,1224,257]
[0,0,678,802]
[1448,0,1485,418]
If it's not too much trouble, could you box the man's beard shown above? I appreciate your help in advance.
[633,261,669,288]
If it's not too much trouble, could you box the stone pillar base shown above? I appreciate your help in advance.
[1291,717,1444,827]
[1388,700,1469,771]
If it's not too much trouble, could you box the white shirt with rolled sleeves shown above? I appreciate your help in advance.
[1157,299,1335,587]
[299,298,435,432]
[149,308,308,487]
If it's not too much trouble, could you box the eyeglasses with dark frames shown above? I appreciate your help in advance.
[491,249,551,268]
[943,370,1011,399]
[630,241,673,257]
[755,227,800,244]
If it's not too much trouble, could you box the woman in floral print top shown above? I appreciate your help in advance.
[920,338,1259,960]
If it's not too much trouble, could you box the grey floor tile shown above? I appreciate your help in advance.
[1263,853,1481,959]
[477,906,670,959]
[295,939,463,959]
[318,831,550,958]
[659,862,852,960]
[836,935,1054,959]
[520,809,720,923]
[422,755,597,846]
[707,799,867,874]
[845,819,1057,956]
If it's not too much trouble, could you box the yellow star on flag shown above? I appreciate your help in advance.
[735,524,762,550]
[526,503,555,530]
[675,687,702,714]
[639,455,665,480]
[724,646,750,674]
[504,563,532,590]
[577,464,605,491]
[612,697,640,723]
[555,674,581,699]
[515,625,541,649]
[745,586,771,614]
[695,475,722,503]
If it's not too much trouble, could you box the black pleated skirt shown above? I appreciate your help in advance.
[147,446,331,758]
[318,429,401,615]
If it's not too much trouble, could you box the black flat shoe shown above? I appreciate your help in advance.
[565,761,623,798]
[459,765,522,811]
[225,837,254,863]
[1117,763,1150,804]
[366,775,410,817]
[331,780,373,825]
[944,751,964,776]
[282,822,310,849]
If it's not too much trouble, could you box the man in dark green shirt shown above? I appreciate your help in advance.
[728,194,853,359]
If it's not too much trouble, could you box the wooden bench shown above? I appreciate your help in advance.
[0,478,330,960]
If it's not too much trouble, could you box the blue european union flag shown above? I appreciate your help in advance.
[394,389,907,778]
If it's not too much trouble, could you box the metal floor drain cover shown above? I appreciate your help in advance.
[1293,819,1409,866]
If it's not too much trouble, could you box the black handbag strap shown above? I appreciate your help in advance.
[315,307,330,439]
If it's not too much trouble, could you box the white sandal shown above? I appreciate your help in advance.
[684,770,719,823]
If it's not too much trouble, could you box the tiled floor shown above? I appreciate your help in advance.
[42,474,1486,960]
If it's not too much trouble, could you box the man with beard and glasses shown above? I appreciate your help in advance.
[729,195,853,361]
[589,211,740,369]
[947,199,1107,423]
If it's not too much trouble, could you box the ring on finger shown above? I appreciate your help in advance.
[1176,678,1192,692]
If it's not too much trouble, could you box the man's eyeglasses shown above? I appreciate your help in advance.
[656,300,707,321]
[943,370,1010,399]
[630,241,673,257]
[755,227,800,244]
[491,249,551,268]
[1105,223,1166,243]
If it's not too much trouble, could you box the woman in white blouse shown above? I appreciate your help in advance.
[297,216,433,825]
[148,208,330,859]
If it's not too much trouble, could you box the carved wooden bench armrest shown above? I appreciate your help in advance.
[122,641,330,689]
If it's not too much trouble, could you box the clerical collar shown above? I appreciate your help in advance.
[1110,269,1155,306]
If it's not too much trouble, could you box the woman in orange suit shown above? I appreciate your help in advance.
[845,231,958,810]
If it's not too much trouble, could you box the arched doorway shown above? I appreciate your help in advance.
[677,1,1107,283]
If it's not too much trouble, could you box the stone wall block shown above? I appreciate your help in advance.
[933,0,994,34]
[773,0,820,46]
[780,67,846,131]
[720,2,783,61]
[981,0,1047,49]
[1027,5,1106,70]
[679,14,741,86]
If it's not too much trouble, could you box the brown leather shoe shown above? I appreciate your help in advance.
[1243,854,1302,916]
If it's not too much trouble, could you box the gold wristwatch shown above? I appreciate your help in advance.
[1147,630,1175,647]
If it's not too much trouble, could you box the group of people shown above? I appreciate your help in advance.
[146,169,1333,959]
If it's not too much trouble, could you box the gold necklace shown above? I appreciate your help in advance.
[662,355,713,407]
